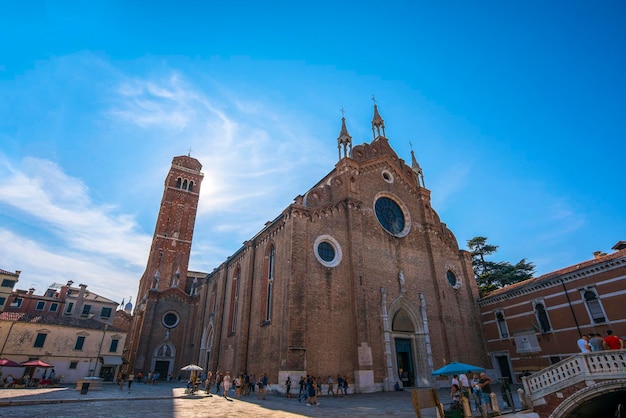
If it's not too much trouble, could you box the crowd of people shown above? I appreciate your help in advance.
[178,370,351,406]
[577,329,625,353]
[449,371,493,413]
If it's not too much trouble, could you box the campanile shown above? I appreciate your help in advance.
[127,155,204,375]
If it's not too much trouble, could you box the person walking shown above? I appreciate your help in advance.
[298,376,307,402]
[127,373,135,393]
[222,371,232,399]
[327,375,336,397]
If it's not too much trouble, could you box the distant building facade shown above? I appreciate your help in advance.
[126,155,205,379]
[0,311,127,383]
[0,269,20,312]
[479,241,626,383]
[192,106,488,392]
[3,281,118,327]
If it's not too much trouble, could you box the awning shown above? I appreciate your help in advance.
[101,356,123,365]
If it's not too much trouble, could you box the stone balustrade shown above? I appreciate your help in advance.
[522,349,626,402]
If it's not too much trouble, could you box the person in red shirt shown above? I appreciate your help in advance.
[603,330,624,350]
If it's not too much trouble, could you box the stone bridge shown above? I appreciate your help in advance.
[522,349,626,417]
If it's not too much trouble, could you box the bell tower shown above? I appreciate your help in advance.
[136,155,204,300]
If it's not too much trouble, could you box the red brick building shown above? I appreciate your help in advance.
[479,241,626,383]
[126,155,205,378]
[194,105,487,392]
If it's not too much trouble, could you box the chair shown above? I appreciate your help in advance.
[411,388,445,418]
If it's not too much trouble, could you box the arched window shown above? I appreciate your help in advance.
[176,177,182,189]
[182,179,188,190]
[188,181,194,192]
[534,301,552,333]
[228,266,241,333]
[582,288,606,323]
[495,310,509,338]
[264,245,275,323]
[392,310,415,332]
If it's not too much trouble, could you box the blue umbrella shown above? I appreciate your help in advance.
[431,361,485,376]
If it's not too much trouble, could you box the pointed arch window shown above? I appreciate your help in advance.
[188,181,194,192]
[582,288,606,323]
[533,300,552,333]
[392,310,415,332]
[263,245,276,324]
[182,179,188,190]
[176,177,182,189]
[228,266,241,334]
[495,310,509,338]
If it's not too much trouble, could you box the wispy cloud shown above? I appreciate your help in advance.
[0,155,149,301]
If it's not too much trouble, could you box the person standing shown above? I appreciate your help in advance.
[257,373,268,400]
[478,372,493,413]
[589,333,604,351]
[214,371,222,395]
[471,374,481,411]
[603,330,625,350]
[577,334,591,353]
[285,376,292,398]
[336,375,344,397]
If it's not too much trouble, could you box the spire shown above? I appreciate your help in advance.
[371,96,386,139]
[124,296,133,313]
[411,148,426,188]
[337,107,352,160]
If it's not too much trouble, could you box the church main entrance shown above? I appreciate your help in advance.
[154,360,170,380]
[395,338,415,387]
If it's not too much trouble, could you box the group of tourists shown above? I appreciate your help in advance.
[201,371,269,400]
[449,372,494,413]
[116,370,165,392]
[293,374,349,406]
[577,329,624,353]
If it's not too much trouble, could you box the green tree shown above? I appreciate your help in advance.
[467,236,535,295]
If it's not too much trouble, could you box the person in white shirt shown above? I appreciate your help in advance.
[577,335,591,353]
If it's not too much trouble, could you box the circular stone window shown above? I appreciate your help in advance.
[162,311,180,329]
[374,194,410,237]
[446,270,461,289]
[381,170,394,183]
[313,235,342,268]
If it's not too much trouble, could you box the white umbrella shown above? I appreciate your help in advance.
[180,364,203,371]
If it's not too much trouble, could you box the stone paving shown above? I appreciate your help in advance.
[0,381,528,418]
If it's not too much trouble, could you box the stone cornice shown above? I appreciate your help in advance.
[479,255,626,306]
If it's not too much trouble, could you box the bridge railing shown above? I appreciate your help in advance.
[522,349,626,402]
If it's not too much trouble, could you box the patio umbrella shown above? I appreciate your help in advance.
[180,364,203,371]
[0,358,22,368]
[431,361,485,377]
[21,359,53,368]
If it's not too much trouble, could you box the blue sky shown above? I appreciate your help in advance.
[1,1,624,303]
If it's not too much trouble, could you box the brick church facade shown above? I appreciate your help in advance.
[191,105,488,392]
